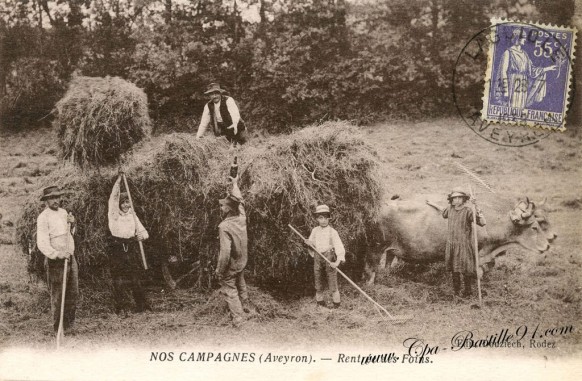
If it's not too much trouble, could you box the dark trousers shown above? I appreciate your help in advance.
[219,270,248,324]
[109,239,149,313]
[46,256,79,332]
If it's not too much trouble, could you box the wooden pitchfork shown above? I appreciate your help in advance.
[454,161,493,309]
[289,225,412,323]
[468,184,483,309]
[121,173,148,270]
[56,220,71,349]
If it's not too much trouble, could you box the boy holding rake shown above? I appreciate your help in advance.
[306,205,346,308]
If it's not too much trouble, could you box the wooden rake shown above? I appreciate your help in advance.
[289,224,412,323]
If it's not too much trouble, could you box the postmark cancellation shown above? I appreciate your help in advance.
[481,18,577,131]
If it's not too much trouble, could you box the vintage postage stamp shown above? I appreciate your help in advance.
[481,19,577,131]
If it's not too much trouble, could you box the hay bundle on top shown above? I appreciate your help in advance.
[17,122,383,291]
[55,76,151,168]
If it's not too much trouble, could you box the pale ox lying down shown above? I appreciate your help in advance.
[364,195,556,284]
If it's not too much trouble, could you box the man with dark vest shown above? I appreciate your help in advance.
[195,82,247,145]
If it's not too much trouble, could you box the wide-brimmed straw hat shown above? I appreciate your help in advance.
[204,82,227,95]
[40,186,66,201]
[447,187,470,201]
[313,204,331,216]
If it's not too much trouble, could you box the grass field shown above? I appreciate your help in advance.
[0,119,580,358]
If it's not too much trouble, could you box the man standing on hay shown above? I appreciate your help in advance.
[442,188,486,299]
[307,205,346,308]
[108,173,151,314]
[36,186,78,333]
[195,83,247,145]
[216,175,251,327]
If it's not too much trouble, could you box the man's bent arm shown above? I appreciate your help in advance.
[196,104,211,138]
[226,97,240,129]
[231,180,246,217]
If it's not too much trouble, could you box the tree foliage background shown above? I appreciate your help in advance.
[0,0,576,132]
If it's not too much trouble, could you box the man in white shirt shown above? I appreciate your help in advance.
[195,83,247,145]
[36,186,78,332]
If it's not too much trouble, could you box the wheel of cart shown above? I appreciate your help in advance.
[161,255,201,290]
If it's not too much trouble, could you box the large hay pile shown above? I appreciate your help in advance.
[240,125,383,286]
[17,122,383,291]
[54,76,151,167]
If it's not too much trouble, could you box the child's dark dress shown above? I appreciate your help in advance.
[442,204,486,275]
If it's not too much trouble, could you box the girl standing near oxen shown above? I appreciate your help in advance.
[442,188,486,298]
